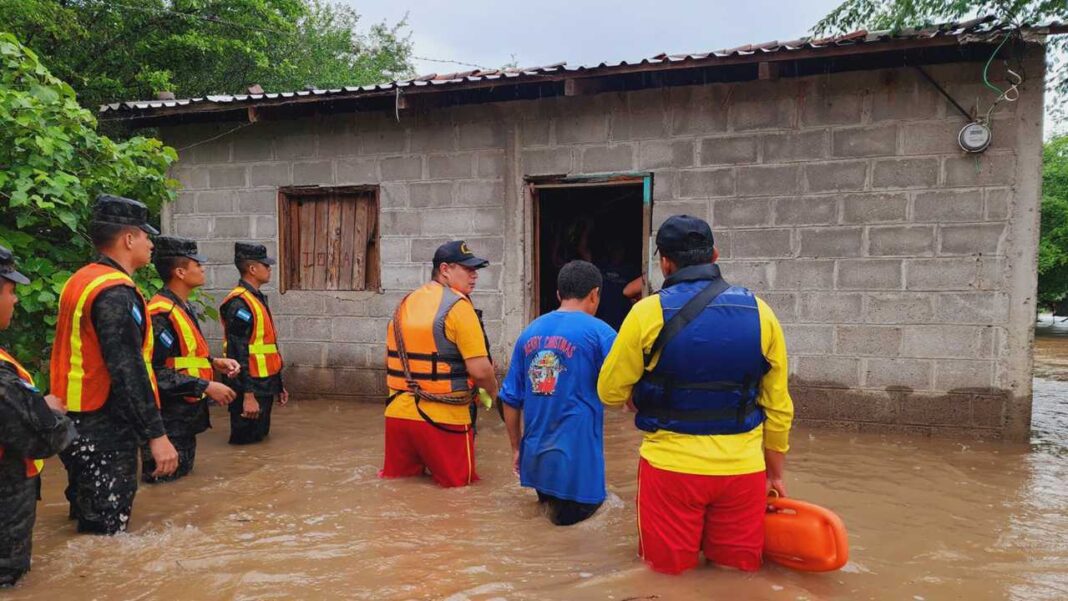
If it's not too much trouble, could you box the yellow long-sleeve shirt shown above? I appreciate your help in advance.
[596,290,793,476]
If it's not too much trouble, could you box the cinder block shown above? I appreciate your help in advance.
[795,356,861,387]
[831,124,898,157]
[554,113,609,144]
[283,341,326,366]
[521,148,572,175]
[805,160,867,192]
[377,237,410,263]
[757,292,798,323]
[901,325,985,359]
[249,163,292,187]
[458,123,506,150]
[317,130,360,158]
[208,165,248,189]
[331,317,387,342]
[476,151,506,178]
[864,358,933,389]
[379,264,428,290]
[211,216,250,239]
[864,292,935,324]
[762,130,829,163]
[410,124,457,153]
[985,188,1011,221]
[837,325,903,356]
[379,210,421,236]
[771,259,835,290]
[944,153,1015,187]
[699,136,759,165]
[799,292,863,322]
[653,200,710,228]
[175,216,212,238]
[456,181,504,207]
[232,135,275,162]
[712,198,772,227]
[736,165,801,197]
[521,119,551,146]
[798,227,863,258]
[380,156,423,181]
[428,153,475,179]
[717,260,772,289]
[935,359,995,390]
[868,225,936,256]
[172,166,209,190]
[679,168,735,198]
[408,183,453,209]
[837,259,903,290]
[731,89,796,130]
[977,257,1005,290]
[871,158,939,189]
[360,130,407,155]
[237,190,278,214]
[275,134,317,160]
[669,86,729,135]
[420,208,504,236]
[732,229,793,258]
[840,193,908,223]
[380,182,409,209]
[638,140,694,169]
[905,258,979,290]
[197,191,235,213]
[251,215,276,240]
[913,190,984,222]
[581,145,635,172]
[293,161,335,185]
[324,343,370,367]
[940,224,1005,256]
[900,120,983,155]
[774,197,838,225]
[934,292,1010,324]
[783,324,835,354]
[801,87,864,126]
[336,158,379,184]
[610,109,669,140]
[871,79,940,122]
[171,191,196,215]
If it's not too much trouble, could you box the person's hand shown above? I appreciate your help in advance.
[44,394,66,414]
[149,436,179,477]
[204,381,237,405]
[212,357,241,378]
[279,388,289,406]
[765,449,787,497]
[241,393,260,419]
[625,396,637,413]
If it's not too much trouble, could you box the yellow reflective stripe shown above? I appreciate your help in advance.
[170,305,202,358]
[248,343,278,354]
[173,357,211,369]
[0,350,33,386]
[144,316,159,402]
[148,300,174,313]
[242,290,270,376]
[66,272,131,411]
[32,459,44,475]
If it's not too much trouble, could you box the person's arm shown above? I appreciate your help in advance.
[449,300,498,399]
[597,296,661,407]
[498,340,527,468]
[755,297,794,497]
[623,275,645,300]
[150,312,209,400]
[0,365,76,459]
[465,357,498,400]
[221,297,254,394]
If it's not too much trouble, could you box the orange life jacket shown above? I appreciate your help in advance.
[386,282,473,398]
[221,286,282,378]
[149,293,213,400]
[0,348,47,478]
[50,263,160,412]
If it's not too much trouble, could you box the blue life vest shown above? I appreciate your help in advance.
[634,264,769,435]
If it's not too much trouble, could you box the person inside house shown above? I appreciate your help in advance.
[380,240,498,488]
[143,236,240,481]
[500,260,617,525]
[220,242,287,445]
[0,245,76,585]
[51,194,179,535]
[597,214,794,574]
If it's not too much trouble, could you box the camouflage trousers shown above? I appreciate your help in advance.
[0,478,37,586]
[60,443,138,535]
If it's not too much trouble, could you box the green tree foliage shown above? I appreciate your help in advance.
[1040,135,1068,307]
[0,33,177,373]
[0,0,414,109]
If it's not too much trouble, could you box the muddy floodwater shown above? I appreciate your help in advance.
[6,361,1068,599]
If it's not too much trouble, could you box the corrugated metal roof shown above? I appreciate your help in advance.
[99,16,1062,117]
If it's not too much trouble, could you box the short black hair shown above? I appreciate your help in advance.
[558,260,602,301]
[235,258,257,275]
[154,255,194,282]
[89,221,139,250]
[662,246,714,269]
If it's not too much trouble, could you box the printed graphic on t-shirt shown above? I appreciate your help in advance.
[529,349,565,396]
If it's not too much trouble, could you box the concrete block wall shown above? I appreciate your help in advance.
[161,51,1044,439]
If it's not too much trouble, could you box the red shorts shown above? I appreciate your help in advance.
[637,457,765,574]
[379,417,479,488]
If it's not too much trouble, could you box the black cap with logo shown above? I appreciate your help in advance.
[92,194,160,235]
[432,240,489,269]
[0,245,30,285]
[234,242,276,265]
[655,214,715,254]
[154,236,207,263]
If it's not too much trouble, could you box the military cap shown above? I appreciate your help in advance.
[234,242,275,265]
[0,245,30,285]
[153,236,207,263]
[91,194,160,235]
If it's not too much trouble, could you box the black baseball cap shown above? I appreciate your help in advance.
[655,214,715,254]
[92,194,160,235]
[234,242,276,265]
[0,245,30,285]
[154,236,207,263]
[433,240,489,269]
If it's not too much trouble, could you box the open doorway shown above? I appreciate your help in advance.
[531,176,650,330]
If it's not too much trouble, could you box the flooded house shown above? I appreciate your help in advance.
[100,18,1059,440]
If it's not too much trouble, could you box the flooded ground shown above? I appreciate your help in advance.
[2,381,1063,601]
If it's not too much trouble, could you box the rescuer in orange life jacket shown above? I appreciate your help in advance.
[0,245,76,586]
[381,240,498,488]
[143,236,240,482]
[51,194,179,535]
[220,242,287,445]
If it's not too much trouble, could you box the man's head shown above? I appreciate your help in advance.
[154,236,208,289]
[431,240,489,296]
[0,245,31,331]
[90,194,159,269]
[234,242,275,285]
[557,260,602,316]
[655,214,718,277]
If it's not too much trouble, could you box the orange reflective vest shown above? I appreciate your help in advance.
[221,286,282,378]
[386,283,473,397]
[148,294,213,400]
[0,348,47,478]
[50,263,160,412]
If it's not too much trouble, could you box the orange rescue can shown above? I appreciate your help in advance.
[764,496,849,572]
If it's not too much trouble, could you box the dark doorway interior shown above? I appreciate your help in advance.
[535,183,645,329]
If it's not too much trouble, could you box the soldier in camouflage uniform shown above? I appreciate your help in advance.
[0,246,76,586]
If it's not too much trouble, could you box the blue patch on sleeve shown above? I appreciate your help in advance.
[158,330,175,348]
[236,308,252,322]
[19,380,39,393]
[131,305,143,326]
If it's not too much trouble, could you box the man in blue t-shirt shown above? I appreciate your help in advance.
[500,260,617,526]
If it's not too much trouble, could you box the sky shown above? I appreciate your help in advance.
[344,0,844,76]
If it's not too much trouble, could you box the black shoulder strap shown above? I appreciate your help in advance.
[644,278,731,368]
